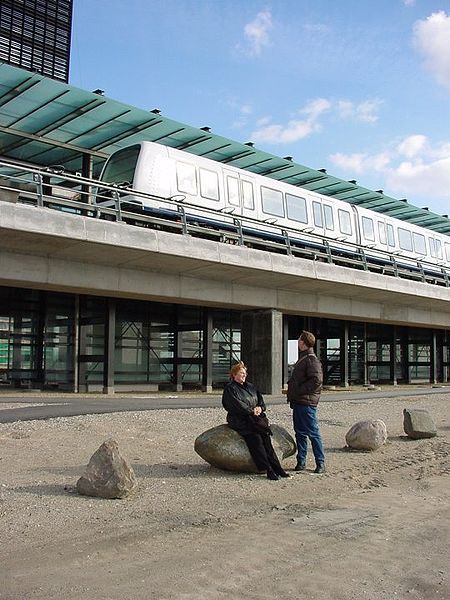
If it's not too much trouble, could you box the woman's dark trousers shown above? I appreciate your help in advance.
[243,433,283,473]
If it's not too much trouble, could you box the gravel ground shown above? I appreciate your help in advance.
[0,392,449,599]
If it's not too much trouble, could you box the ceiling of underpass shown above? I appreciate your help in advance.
[0,62,449,235]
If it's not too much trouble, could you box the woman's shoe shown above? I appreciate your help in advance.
[267,469,280,480]
[276,468,291,478]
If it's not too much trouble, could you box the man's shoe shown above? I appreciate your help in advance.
[294,462,306,472]
[314,464,326,474]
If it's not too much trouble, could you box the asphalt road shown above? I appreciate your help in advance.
[0,385,449,423]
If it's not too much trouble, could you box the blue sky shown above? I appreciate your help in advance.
[70,0,450,216]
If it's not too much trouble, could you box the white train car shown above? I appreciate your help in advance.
[97,141,450,276]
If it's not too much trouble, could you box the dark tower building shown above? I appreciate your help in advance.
[0,0,73,82]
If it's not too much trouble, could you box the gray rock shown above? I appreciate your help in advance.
[345,419,387,451]
[403,408,437,439]
[194,424,296,473]
[76,438,137,499]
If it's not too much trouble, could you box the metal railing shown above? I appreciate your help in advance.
[1,160,449,288]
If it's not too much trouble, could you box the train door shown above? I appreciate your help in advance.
[224,170,256,220]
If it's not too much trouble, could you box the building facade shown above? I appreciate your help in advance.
[0,0,72,82]
[1,286,449,392]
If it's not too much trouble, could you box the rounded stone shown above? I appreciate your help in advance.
[345,419,387,451]
[194,423,296,473]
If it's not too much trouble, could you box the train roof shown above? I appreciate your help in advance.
[1,62,449,236]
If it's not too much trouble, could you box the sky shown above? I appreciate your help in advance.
[70,0,450,217]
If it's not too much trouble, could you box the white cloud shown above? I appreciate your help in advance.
[387,157,450,202]
[251,98,331,144]
[403,0,415,7]
[329,134,450,207]
[396,134,428,158]
[337,99,382,123]
[413,11,450,87]
[241,10,273,56]
[330,152,391,174]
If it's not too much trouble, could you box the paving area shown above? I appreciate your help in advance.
[0,384,449,423]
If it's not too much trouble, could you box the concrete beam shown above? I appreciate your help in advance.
[1,200,450,328]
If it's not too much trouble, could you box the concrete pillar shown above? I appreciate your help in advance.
[202,310,213,392]
[241,309,283,395]
[341,321,350,388]
[103,299,116,394]
[430,330,437,384]
[390,326,397,385]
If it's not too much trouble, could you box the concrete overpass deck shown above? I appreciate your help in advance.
[1,199,449,328]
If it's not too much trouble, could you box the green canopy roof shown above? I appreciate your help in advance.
[0,62,448,235]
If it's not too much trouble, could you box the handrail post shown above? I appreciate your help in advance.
[233,217,244,246]
[33,173,44,207]
[283,229,292,256]
[177,204,188,234]
[113,190,122,222]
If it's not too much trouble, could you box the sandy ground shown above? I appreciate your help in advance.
[0,392,449,600]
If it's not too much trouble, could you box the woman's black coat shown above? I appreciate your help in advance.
[222,380,266,436]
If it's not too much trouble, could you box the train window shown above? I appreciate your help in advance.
[362,217,375,241]
[312,202,323,227]
[413,233,426,255]
[100,145,140,185]
[176,162,197,196]
[386,224,395,247]
[338,210,352,235]
[429,238,443,259]
[398,228,413,251]
[377,222,387,245]
[446,244,450,262]
[286,194,308,223]
[261,186,285,217]
[323,205,334,230]
[242,180,255,210]
[227,176,239,206]
[199,168,219,201]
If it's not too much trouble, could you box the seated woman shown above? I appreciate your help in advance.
[222,361,290,480]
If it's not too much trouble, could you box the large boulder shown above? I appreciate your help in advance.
[403,408,437,439]
[76,438,137,499]
[194,424,296,473]
[345,419,387,451]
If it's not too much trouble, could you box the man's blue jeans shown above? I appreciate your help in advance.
[292,404,325,466]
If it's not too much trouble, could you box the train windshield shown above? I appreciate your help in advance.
[100,145,140,186]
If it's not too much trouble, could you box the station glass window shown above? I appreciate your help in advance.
[261,186,284,217]
[398,228,413,251]
[176,162,197,196]
[338,209,352,235]
[362,217,375,241]
[312,201,323,227]
[242,180,255,210]
[227,176,239,206]
[377,222,387,245]
[413,233,426,255]
[387,223,395,247]
[199,168,219,201]
[286,194,308,223]
[323,205,334,230]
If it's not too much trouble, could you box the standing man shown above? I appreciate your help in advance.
[287,331,326,473]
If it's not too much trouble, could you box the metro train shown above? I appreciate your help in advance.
[97,141,450,276]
